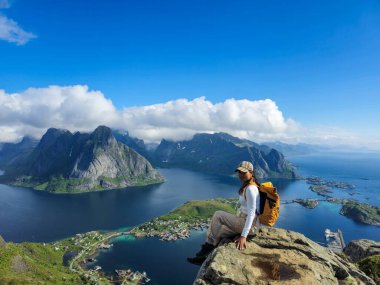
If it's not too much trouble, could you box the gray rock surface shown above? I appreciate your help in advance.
[11,255,28,273]
[194,227,375,285]
[3,126,163,192]
[343,239,380,263]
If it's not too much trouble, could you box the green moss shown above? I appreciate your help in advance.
[342,276,357,285]
[358,254,380,284]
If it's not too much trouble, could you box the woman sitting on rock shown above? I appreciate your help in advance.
[187,161,260,265]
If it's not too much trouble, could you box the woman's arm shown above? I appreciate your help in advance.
[236,185,258,250]
[241,185,258,237]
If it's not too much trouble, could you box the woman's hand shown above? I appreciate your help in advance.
[234,236,247,250]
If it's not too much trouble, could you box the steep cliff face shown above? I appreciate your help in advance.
[3,126,163,192]
[194,227,375,285]
[153,133,298,178]
[112,130,152,160]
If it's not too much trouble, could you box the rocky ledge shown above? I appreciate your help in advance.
[344,239,380,263]
[194,227,375,285]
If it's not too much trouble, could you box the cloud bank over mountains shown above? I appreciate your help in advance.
[0,85,378,150]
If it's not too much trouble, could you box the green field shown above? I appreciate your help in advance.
[0,239,83,285]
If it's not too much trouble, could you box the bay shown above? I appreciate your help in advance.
[0,152,379,284]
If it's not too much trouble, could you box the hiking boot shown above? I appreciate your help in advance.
[195,243,215,257]
[187,255,206,266]
[187,243,215,266]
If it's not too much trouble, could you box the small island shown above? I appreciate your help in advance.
[293,198,319,209]
[340,201,380,227]
[309,185,333,197]
[306,176,355,190]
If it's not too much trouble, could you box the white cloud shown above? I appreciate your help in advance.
[0,85,118,141]
[0,14,36,45]
[0,85,378,150]
[120,97,300,142]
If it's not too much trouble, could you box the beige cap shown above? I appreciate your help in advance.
[235,161,254,173]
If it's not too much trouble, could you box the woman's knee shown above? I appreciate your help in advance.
[212,210,225,220]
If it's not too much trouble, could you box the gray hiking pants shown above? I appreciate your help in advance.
[206,210,258,246]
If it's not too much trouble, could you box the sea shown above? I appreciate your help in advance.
[0,151,379,284]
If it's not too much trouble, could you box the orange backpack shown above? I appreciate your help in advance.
[245,181,280,226]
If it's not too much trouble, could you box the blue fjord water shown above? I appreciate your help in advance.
[0,152,379,284]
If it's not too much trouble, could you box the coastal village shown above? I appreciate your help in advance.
[132,217,210,241]
[45,198,238,284]
[131,198,237,241]
[51,230,150,284]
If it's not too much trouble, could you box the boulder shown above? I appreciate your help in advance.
[344,239,380,263]
[194,227,375,285]
[11,255,28,273]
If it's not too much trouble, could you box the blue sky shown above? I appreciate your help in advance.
[0,0,379,148]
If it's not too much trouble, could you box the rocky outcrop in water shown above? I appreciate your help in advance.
[153,133,298,178]
[344,240,380,263]
[194,227,375,285]
[2,126,163,192]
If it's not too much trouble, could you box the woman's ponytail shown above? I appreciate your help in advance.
[238,170,260,195]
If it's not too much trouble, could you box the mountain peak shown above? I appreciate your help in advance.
[39,128,72,148]
[90,125,116,147]
[153,132,298,178]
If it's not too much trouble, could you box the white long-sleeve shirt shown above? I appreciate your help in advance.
[238,185,259,237]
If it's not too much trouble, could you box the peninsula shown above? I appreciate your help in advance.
[131,198,238,240]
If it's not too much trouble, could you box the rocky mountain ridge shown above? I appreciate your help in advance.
[2,130,299,180]
[152,132,298,178]
[1,126,163,192]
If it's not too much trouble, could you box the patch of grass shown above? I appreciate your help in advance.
[358,254,380,284]
[161,198,238,222]
[34,182,48,190]
[0,240,83,284]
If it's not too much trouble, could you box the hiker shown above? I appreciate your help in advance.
[187,161,260,265]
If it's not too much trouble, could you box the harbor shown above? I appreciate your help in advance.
[325,228,345,252]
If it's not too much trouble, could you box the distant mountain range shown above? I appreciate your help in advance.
[0,127,300,192]
[150,133,298,178]
[0,126,163,193]
[0,137,39,167]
